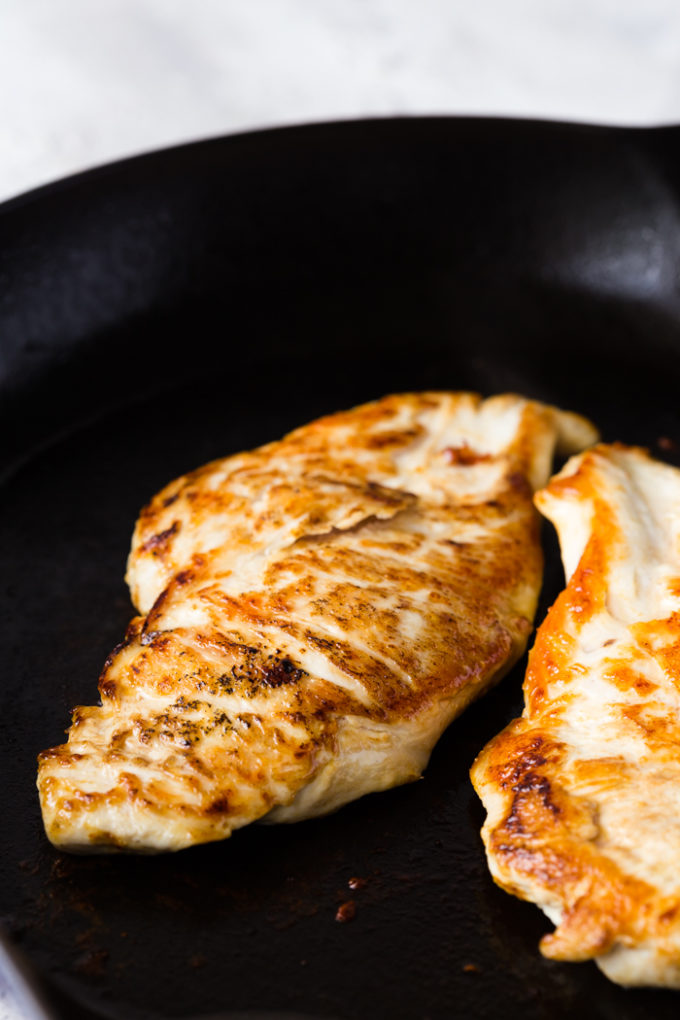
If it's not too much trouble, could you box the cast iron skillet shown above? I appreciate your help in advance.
[2,117,680,1020]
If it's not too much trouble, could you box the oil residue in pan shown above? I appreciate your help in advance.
[1,372,679,1020]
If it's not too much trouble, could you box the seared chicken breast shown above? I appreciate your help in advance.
[38,392,596,854]
[472,444,680,988]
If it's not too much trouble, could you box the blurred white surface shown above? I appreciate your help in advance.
[3,0,680,203]
[1,2,680,1017]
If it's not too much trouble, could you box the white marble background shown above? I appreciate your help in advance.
[3,0,680,204]
[2,0,680,1016]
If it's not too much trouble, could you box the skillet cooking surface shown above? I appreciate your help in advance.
[3,117,680,1019]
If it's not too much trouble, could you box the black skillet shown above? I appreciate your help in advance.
[2,117,680,1020]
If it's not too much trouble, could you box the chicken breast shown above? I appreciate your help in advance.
[471,443,680,988]
[38,392,596,854]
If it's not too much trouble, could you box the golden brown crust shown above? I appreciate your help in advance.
[38,392,597,854]
[471,444,680,988]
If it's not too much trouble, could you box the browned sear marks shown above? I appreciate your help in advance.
[37,392,596,855]
[472,444,680,988]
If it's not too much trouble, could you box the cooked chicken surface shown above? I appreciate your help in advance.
[38,392,596,854]
[472,444,680,988]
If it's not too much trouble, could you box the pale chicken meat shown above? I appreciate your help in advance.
[38,392,596,854]
[472,444,680,988]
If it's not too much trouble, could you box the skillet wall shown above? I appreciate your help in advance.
[2,117,680,472]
